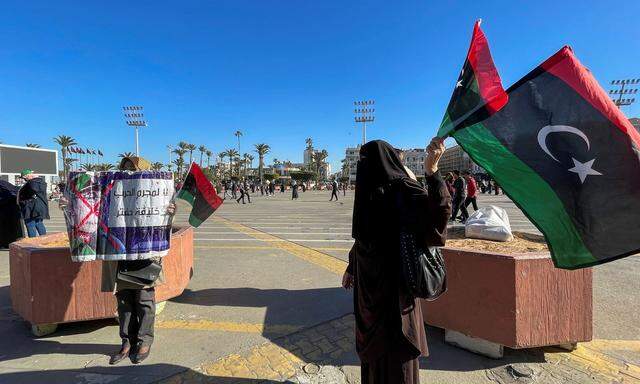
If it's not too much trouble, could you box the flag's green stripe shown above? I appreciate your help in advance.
[188,214,204,228]
[453,122,597,269]
[177,189,195,206]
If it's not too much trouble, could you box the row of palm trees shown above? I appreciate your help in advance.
[52,133,327,184]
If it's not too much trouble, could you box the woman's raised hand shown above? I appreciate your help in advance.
[425,137,445,176]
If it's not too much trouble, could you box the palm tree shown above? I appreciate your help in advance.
[205,150,213,168]
[53,135,77,179]
[242,153,254,177]
[198,145,207,167]
[172,158,185,180]
[172,148,187,176]
[313,149,329,185]
[185,143,196,165]
[64,157,78,172]
[119,152,135,158]
[234,130,243,154]
[80,163,95,171]
[227,149,239,178]
[151,162,164,171]
[25,143,41,148]
[95,163,115,171]
[254,143,270,183]
[246,154,254,171]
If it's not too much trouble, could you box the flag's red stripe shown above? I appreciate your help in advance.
[189,163,223,209]
[466,21,508,113]
[541,46,640,148]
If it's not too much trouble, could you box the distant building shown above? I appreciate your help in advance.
[439,145,483,175]
[399,148,427,177]
[303,148,331,180]
[0,144,59,192]
[344,146,360,184]
[631,117,640,132]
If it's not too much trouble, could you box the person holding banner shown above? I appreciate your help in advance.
[60,156,176,365]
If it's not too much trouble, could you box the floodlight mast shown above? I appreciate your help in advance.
[609,79,639,108]
[123,106,147,156]
[354,100,375,145]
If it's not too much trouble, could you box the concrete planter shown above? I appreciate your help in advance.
[9,226,194,336]
[422,248,592,358]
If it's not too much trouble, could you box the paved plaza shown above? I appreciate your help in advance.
[1,190,639,383]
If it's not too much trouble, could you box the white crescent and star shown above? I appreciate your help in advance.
[537,125,603,184]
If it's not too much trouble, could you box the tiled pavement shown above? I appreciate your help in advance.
[1,190,639,383]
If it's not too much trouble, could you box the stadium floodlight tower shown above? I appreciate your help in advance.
[354,99,375,145]
[123,106,147,156]
[609,79,639,108]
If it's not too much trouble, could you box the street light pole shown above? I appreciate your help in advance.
[354,100,375,145]
[123,106,147,156]
[609,79,639,108]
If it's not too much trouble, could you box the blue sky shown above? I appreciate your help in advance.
[1,1,639,171]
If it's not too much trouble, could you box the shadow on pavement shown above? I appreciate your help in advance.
[171,287,352,337]
[0,364,293,384]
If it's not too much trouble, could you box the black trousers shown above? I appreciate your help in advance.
[330,190,339,201]
[464,196,478,211]
[451,197,469,221]
[116,288,156,347]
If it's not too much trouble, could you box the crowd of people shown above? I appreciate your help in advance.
[217,178,350,203]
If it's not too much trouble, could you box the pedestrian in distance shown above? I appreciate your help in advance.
[236,184,249,204]
[463,171,479,213]
[280,183,285,193]
[330,179,339,201]
[291,181,299,200]
[450,170,469,223]
[343,138,451,384]
[342,182,347,196]
[17,169,50,237]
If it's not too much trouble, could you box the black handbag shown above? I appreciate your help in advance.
[399,230,447,301]
[117,259,162,287]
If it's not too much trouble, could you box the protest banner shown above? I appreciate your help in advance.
[63,171,174,262]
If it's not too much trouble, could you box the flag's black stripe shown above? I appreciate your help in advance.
[483,69,640,261]
[444,60,483,124]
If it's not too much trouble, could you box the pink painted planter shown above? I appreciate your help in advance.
[9,227,194,329]
[422,248,592,352]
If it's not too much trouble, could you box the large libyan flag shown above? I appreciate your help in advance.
[440,22,640,269]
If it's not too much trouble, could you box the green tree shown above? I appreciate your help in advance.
[25,143,41,148]
[172,148,187,176]
[53,135,77,180]
[254,143,270,183]
[119,152,135,158]
[151,162,164,171]
[234,130,243,154]
[186,143,196,165]
[95,163,115,171]
[290,171,316,184]
[312,149,329,185]
[205,150,213,168]
[226,149,239,178]
[81,163,95,171]
[198,145,207,167]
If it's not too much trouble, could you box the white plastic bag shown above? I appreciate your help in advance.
[464,205,513,242]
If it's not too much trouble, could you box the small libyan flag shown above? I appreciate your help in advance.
[177,163,223,227]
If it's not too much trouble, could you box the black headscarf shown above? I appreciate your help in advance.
[352,140,412,241]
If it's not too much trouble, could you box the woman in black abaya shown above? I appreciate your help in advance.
[343,139,451,384]
[0,180,23,248]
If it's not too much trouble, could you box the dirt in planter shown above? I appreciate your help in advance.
[445,228,548,253]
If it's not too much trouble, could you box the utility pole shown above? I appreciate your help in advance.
[354,100,375,145]
[123,106,147,156]
[167,144,173,170]
[609,79,639,108]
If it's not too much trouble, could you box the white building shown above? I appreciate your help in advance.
[0,144,59,192]
[400,148,427,177]
[344,146,360,184]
